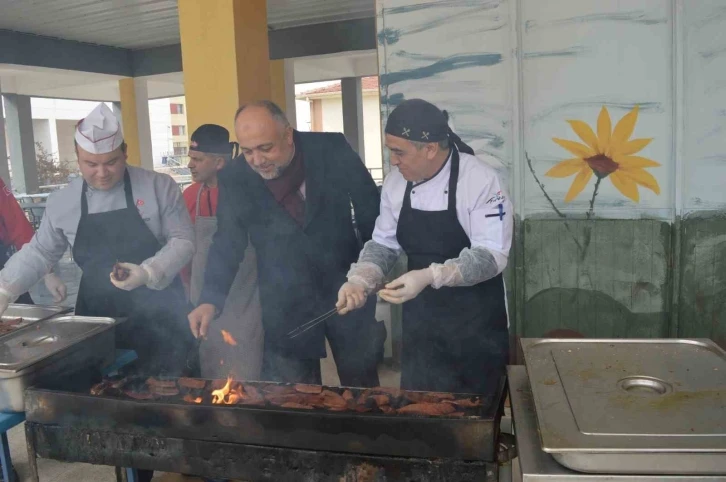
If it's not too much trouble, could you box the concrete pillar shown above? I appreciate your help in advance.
[270,59,298,128]
[0,83,10,186]
[341,77,365,163]
[178,0,270,135]
[118,79,153,170]
[3,94,39,193]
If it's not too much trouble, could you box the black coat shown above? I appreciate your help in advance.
[200,131,380,358]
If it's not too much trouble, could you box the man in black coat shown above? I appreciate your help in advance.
[188,100,382,387]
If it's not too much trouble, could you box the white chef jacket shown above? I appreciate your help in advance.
[374,150,513,275]
[0,166,194,298]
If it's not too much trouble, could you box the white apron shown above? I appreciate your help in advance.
[190,185,264,380]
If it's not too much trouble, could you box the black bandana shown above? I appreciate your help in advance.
[384,99,475,155]
[190,124,236,155]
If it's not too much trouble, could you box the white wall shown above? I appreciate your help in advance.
[148,98,173,166]
[319,94,383,175]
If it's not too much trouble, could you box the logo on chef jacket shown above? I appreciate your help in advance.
[485,191,505,205]
[2,185,11,197]
[136,199,145,207]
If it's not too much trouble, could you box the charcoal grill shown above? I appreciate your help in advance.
[24,371,506,481]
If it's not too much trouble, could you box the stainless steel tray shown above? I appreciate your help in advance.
[521,338,726,475]
[508,365,726,481]
[0,304,70,335]
[0,315,120,412]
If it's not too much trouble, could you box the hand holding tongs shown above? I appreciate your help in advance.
[285,307,339,339]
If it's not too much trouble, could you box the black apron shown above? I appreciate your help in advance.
[0,245,33,304]
[396,148,508,395]
[73,170,192,376]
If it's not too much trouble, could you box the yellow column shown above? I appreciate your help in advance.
[118,78,141,167]
[178,0,271,135]
[269,60,287,114]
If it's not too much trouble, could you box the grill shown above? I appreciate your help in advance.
[24,371,506,481]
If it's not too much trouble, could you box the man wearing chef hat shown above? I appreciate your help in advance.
[0,103,195,376]
[337,98,513,397]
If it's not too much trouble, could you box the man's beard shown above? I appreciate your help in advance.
[253,164,286,180]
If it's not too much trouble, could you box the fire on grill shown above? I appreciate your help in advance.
[89,375,484,417]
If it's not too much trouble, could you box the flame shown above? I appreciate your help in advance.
[212,377,232,404]
[183,394,202,404]
[211,376,246,405]
[221,330,238,346]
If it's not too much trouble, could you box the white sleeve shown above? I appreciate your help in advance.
[140,175,195,290]
[430,169,513,288]
[347,177,402,291]
[0,204,69,300]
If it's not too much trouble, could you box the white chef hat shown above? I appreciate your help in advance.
[75,103,124,154]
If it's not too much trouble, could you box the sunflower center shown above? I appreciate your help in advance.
[585,154,619,178]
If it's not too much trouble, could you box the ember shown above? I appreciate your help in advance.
[220,330,237,346]
[183,394,202,404]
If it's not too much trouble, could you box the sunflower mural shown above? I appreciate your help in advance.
[546,105,660,205]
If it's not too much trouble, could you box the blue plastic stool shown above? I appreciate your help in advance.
[0,412,23,482]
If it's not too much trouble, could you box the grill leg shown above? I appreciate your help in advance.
[24,424,38,482]
[0,432,13,482]
[124,468,139,482]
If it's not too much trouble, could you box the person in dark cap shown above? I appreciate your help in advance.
[182,124,264,382]
[337,98,513,396]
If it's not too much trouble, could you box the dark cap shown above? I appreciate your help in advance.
[189,124,232,155]
[384,99,449,143]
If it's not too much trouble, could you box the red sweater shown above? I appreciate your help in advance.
[0,178,34,251]
[181,182,219,287]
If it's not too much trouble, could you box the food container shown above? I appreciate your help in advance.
[0,315,119,412]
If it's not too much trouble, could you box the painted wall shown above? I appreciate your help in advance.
[377,0,726,351]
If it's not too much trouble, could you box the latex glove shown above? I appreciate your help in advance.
[336,281,368,315]
[378,268,434,304]
[109,263,150,291]
[0,289,9,317]
[188,303,216,338]
[44,273,67,303]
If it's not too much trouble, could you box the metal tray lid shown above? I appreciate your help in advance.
[521,338,726,453]
[2,303,69,322]
[0,315,117,373]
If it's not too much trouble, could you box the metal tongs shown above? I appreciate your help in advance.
[286,307,339,339]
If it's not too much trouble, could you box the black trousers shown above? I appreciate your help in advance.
[262,300,384,387]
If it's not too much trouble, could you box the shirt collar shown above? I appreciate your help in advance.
[412,149,453,188]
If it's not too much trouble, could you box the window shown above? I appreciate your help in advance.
[171,125,186,136]
[174,146,188,155]
[170,103,185,114]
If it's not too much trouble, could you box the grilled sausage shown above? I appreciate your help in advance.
[281,402,314,410]
[113,263,131,281]
[178,377,207,390]
[146,377,177,389]
[397,402,457,416]
[294,384,323,394]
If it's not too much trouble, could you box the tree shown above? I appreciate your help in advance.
[35,142,77,187]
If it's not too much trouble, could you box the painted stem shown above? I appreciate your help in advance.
[525,152,566,218]
[524,151,584,255]
[587,177,602,220]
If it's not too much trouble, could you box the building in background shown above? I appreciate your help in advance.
[297,77,383,183]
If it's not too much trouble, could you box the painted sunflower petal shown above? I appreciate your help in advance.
[597,106,612,153]
[615,138,653,156]
[564,167,593,202]
[615,155,661,168]
[619,167,661,195]
[567,120,599,151]
[552,138,594,158]
[610,105,640,151]
[545,158,585,178]
[609,171,639,203]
